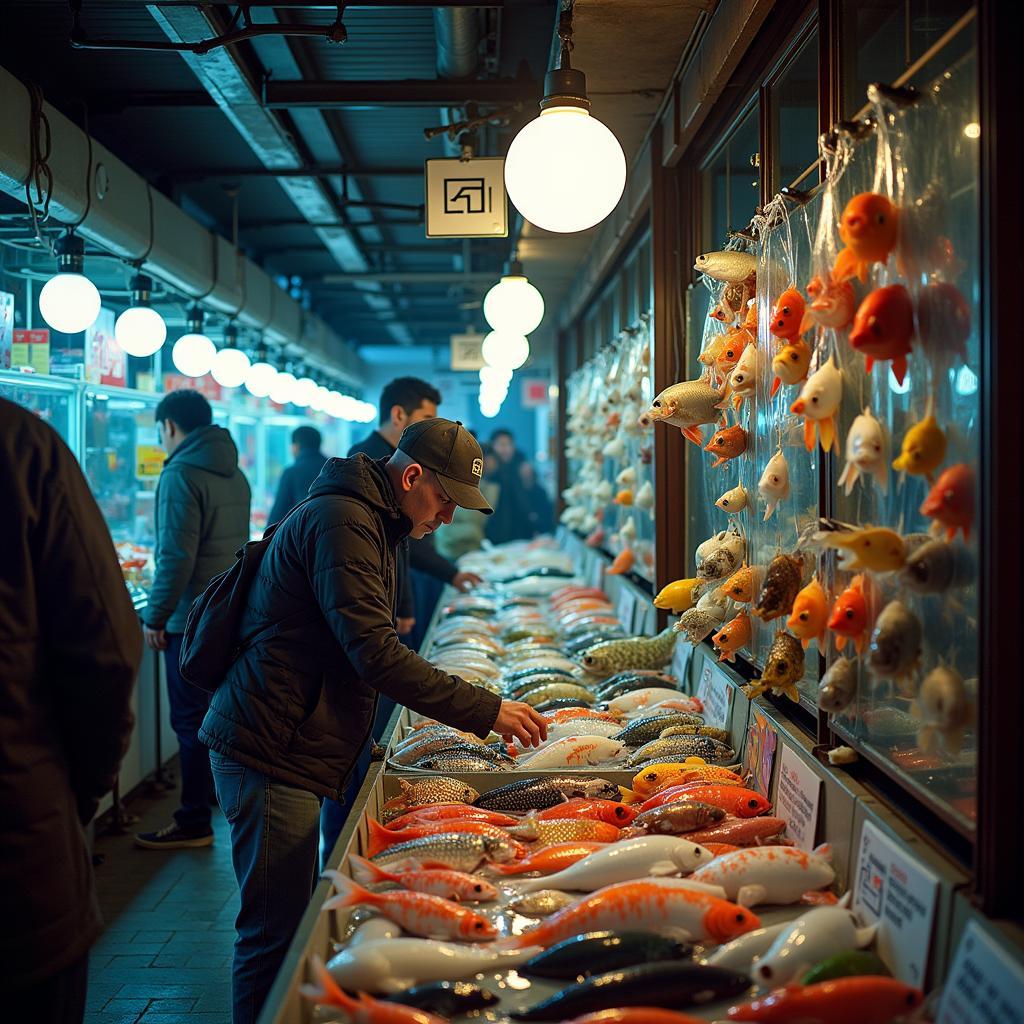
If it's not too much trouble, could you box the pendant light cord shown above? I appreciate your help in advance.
[556,9,574,70]
[69,99,93,233]
[24,81,55,254]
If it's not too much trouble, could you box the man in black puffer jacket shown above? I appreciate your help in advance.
[199,419,547,1024]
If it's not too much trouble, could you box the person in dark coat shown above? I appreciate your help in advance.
[519,459,555,536]
[0,397,141,1022]
[485,428,535,544]
[137,389,251,850]
[199,419,547,1024]
[267,425,328,525]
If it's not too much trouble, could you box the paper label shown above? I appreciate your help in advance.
[937,920,1024,1024]
[671,633,693,689]
[742,705,778,798]
[853,820,940,986]
[616,586,637,633]
[776,743,822,850]
[588,553,604,590]
[135,444,166,479]
[697,660,734,730]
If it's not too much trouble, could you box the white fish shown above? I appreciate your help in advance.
[791,355,843,452]
[603,436,627,459]
[516,835,714,894]
[703,922,790,970]
[594,480,613,503]
[757,450,791,521]
[634,480,655,509]
[716,483,751,514]
[517,735,625,769]
[616,466,637,487]
[728,343,763,404]
[608,687,689,713]
[326,937,542,993]
[754,904,877,985]
[347,917,404,947]
[542,719,622,742]
[690,845,835,907]
[619,516,637,545]
[837,406,889,495]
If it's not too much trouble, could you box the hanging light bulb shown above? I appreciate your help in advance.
[244,338,278,397]
[269,368,297,405]
[292,372,319,408]
[504,14,626,233]
[483,262,545,335]
[38,232,102,335]
[171,304,216,377]
[114,273,167,357]
[482,330,530,371]
[210,323,251,388]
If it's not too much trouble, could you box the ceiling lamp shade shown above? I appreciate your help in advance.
[292,375,319,408]
[114,273,167,357]
[244,340,278,397]
[483,264,545,335]
[504,20,626,234]
[38,232,102,335]
[171,305,216,378]
[210,324,251,388]
[482,330,530,371]
[269,370,297,405]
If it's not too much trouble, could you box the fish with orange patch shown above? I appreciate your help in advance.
[827,574,872,653]
[712,612,752,662]
[719,563,760,604]
[790,356,842,452]
[849,284,915,385]
[769,338,811,398]
[921,463,975,541]
[801,274,856,331]
[786,578,829,649]
[614,488,634,506]
[715,327,753,377]
[704,424,748,469]
[606,548,636,575]
[833,192,899,283]
[769,288,806,341]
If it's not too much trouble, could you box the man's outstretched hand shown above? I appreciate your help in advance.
[452,571,484,592]
[493,700,548,748]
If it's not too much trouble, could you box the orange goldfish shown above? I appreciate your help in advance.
[921,463,975,541]
[699,333,730,369]
[848,284,915,385]
[827,574,872,653]
[704,424,748,469]
[715,328,753,377]
[769,338,811,397]
[614,488,634,506]
[769,288,806,340]
[639,784,772,817]
[802,274,856,331]
[492,841,610,876]
[365,818,522,859]
[743,299,758,333]
[606,547,636,575]
[585,525,605,547]
[728,976,924,1022]
[712,612,752,662]
[833,192,899,282]
[719,563,759,604]
[786,578,829,649]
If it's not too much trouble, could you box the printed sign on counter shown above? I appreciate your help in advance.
[853,820,940,986]
[671,634,693,688]
[697,660,734,730]
[776,743,821,849]
[742,705,777,797]
[937,920,1024,1024]
[615,586,637,633]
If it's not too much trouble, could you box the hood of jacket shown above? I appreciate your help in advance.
[309,453,412,541]
[167,424,240,478]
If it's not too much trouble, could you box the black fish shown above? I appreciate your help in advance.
[612,711,704,747]
[533,698,591,714]
[521,930,693,980]
[510,961,750,1020]
[504,666,577,685]
[381,981,499,1015]
[508,675,580,700]
[597,676,679,702]
[474,776,620,811]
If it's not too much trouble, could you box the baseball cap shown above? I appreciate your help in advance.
[398,418,494,514]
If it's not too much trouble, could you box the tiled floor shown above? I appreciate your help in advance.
[86,772,238,1024]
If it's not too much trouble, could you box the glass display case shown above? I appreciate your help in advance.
[0,371,80,452]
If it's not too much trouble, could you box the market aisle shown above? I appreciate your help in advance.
[85,770,237,1024]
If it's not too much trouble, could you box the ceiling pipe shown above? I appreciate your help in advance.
[433,7,480,165]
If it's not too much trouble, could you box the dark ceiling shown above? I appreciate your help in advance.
[0,1,559,352]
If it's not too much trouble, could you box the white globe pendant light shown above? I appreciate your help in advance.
[210,324,251,388]
[38,233,102,335]
[269,369,297,405]
[504,23,626,234]
[115,274,167,357]
[292,374,318,408]
[482,330,530,371]
[244,339,278,397]
[171,305,216,378]
[483,262,545,335]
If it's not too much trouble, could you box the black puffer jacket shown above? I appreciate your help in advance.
[199,455,501,799]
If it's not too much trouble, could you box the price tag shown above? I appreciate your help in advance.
[671,631,692,688]
[135,444,165,479]
[742,705,778,798]
[615,586,637,633]
[937,920,1024,1024]
[776,743,822,850]
[853,820,940,986]
[697,660,734,730]
[588,554,604,590]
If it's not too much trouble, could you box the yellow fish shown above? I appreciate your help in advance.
[630,759,708,797]
[653,577,702,615]
[892,413,947,484]
[819,527,907,573]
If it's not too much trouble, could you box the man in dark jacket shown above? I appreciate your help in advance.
[0,397,141,1021]
[200,419,547,1024]
[136,389,251,850]
[267,425,328,525]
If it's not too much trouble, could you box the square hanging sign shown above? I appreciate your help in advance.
[425,158,508,238]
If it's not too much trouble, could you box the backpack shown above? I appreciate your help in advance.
[178,495,316,693]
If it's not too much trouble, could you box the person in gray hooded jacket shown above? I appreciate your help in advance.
[137,389,251,850]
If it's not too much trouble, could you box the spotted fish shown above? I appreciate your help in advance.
[474,776,621,812]
[627,735,736,767]
[508,890,577,917]
[579,627,678,677]
[743,631,805,702]
[751,554,804,621]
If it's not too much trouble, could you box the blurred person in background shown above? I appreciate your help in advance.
[485,427,534,545]
[1,397,141,1023]
[519,460,554,537]
[267,425,328,526]
[436,442,501,561]
[137,390,251,851]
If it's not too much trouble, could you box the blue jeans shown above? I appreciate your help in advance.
[211,751,322,1024]
[164,632,215,831]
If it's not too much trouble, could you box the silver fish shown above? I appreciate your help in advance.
[627,735,735,767]
[392,731,482,765]
[414,754,510,773]
[646,378,725,437]
[867,601,922,682]
[508,890,577,917]
[899,538,972,593]
[694,250,757,283]
[612,712,705,747]
[372,833,517,872]
[474,776,621,812]
[818,656,858,713]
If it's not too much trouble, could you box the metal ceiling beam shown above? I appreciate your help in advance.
[321,271,496,284]
[169,165,424,180]
[263,78,538,108]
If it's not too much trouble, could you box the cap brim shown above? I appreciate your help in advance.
[437,472,493,514]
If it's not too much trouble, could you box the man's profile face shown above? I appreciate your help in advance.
[393,399,438,432]
[401,465,456,539]
[493,434,514,462]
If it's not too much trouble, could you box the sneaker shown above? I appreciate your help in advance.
[134,821,214,850]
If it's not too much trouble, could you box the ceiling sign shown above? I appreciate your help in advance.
[425,157,508,238]
[450,332,486,371]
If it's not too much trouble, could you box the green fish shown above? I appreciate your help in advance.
[521,683,596,708]
[580,627,678,677]
[801,950,890,986]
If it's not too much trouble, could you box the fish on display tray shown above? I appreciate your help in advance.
[837,407,889,495]
[612,712,704,748]
[702,921,790,971]
[630,801,726,836]
[492,841,611,877]
[511,961,751,1020]
[689,844,835,907]
[414,753,510,773]
[509,675,586,700]
[513,834,713,894]
[728,976,923,1023]
[685,816,789,847]
[632,763,744,796]
[639,784,771,818]
[380,980,500,1017]
[579,627,679,676]
[504,666,579,685]
[391,733,483,766]
[521,683,597,708]
[597,676,679,702]
[508,815,623,847]
[627,735,735,767]
[543,718,623,742]
[364,818,523,859]
[534,697,594,714]
[380,804,519,830]
[742,631,804,702]
[658,724,732,744]
[370,832,517,873]
[751,553,802,621]
[817,656,858,714]
[607,686,691,713]
[543,708,624,725]
[343,859,499,903]
[521,930,694,980]
[534,798,637,826]
[921,462,975,541]
[507,889,578,917]
[474,775,621,812]
[382,778,479,821]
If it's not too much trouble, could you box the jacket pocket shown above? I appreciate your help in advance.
[210,751,246,823]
